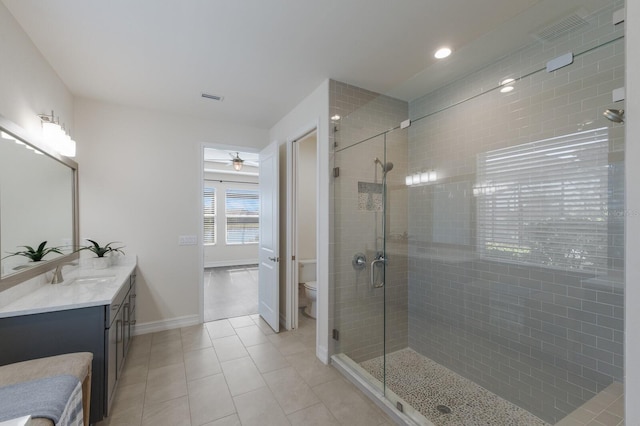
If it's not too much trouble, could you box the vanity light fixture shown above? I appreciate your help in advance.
[232,152,244,171]
[434,47,452,59]
[331,114,341,121]
[37,111,76,157]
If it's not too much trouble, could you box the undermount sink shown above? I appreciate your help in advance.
[65,275,116,285]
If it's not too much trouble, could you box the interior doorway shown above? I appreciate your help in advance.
[202,146,260,322]
[290,129,318,329]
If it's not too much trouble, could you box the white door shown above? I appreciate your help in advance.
[258,141,279,332]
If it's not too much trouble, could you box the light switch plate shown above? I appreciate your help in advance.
[179,235,198,246]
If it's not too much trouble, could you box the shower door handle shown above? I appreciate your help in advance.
[371,257,385,288]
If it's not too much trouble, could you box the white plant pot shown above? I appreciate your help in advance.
[92,257,111,270]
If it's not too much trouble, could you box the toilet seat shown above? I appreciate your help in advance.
[303,281,317,291]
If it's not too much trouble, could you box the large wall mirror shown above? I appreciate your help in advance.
[0,114,78,289]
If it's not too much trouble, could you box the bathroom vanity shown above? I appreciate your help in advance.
[0,260,137,424]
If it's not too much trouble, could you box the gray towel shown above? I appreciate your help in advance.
[0,374,80,424]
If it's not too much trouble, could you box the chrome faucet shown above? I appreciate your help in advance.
[50,262,77,284]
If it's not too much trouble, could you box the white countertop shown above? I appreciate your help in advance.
[0,257,136,319]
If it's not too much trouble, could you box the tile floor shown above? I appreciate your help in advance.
[99,314,394,426]
[203,266,259,322]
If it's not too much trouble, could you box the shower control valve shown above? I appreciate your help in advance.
[352,253,367,270]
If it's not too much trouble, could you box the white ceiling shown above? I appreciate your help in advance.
[2,0,612,129]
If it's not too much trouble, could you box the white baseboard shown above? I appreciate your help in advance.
[133,314,200,335]
[204,259,258,268]
[317,343,329,364]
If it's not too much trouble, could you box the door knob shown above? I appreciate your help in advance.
[269,256,279,262]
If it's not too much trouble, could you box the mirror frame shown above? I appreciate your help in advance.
[0,114,79,291]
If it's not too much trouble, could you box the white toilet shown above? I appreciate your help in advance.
[298,259,317,319]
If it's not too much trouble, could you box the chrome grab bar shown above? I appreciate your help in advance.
[370,255,385,288]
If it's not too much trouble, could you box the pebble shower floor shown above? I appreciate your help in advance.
[360,348,550,426]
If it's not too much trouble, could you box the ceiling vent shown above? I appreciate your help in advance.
[201,93,224,101]
[532,9,590,42]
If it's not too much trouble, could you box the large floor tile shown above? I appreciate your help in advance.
[184,346,222,382]
[313,378,389,426]
[188,374,236,426]
[263,366,320,414]
[141,395,191,426]
[151,328,182,347]
[110,382,146,417]
[233,387,290,426]
[252,317,276,335]
[181,324,213,352]
[287,403,341,426]
[145,363,188,405]
[204,266,258,321]
[285,349,341,387]
[201,414,241,426]
[205,319,236,340]
[268,332,308,356]
[246,342,290,373]
[235,324,270,347]
[221,356,266,396]
[212,335,249,362]
[228,315,255,329]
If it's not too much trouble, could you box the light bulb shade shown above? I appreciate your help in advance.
[60,136,76,157]
[233,158,244,171]
[429,170,437,181]
[412,173,421,185]
[42,121,62,150]
[420,172,430,183]
[405,175,413,186]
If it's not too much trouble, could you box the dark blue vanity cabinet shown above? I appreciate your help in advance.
[0,272,136,424]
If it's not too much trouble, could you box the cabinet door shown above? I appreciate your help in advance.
[106,317,117,411]
[122,302,131,358]
[0,307,107,424]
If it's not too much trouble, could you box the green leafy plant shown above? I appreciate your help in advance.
[78,239,125,258]
[2,241,63,262]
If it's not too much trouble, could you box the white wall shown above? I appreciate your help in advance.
[0,2,74,148]
[203,171,259,267]
[625,2,639,422]
[75,98,268,331]
[297,132,317,261]
[270,79,330,362]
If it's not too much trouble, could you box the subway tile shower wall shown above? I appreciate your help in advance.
[407,1,624,423]
[330,80,410,363]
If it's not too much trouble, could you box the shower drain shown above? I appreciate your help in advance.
[436,405,452,414]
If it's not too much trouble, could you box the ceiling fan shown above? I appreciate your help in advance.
[206,150,258,171]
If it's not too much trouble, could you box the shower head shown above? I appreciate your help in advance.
[374,158,394,173]
[603,108,624,123]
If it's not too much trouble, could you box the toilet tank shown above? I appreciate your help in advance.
[298,259,316,283]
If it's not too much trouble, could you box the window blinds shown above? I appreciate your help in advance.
[476,127,609,271]
[225,189,260,244]
[204,187,216,244]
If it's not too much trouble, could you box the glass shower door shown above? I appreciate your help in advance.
[332,132,387,378]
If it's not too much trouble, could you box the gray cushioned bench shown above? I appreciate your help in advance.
[0,353,93,426]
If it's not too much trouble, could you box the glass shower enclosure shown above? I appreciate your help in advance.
[330,2,625,424]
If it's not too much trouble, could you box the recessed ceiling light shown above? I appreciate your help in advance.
[500,85,514,93]
[500,78,515,86]
[434,47,452,59]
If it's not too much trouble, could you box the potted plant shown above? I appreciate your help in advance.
[78,239,125,269]
[2,241,63,269]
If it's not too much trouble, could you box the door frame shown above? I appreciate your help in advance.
[284,123,319,331]
[198,142,261,324]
